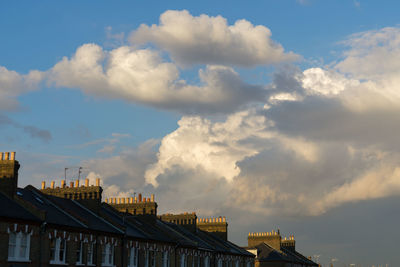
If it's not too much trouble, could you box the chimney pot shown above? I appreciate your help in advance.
[50,181,55,189]
[147,197,150,202]
[134,196,137,203]
[138,193,142,202]
[70,181,74,188]
[4,152,9,160]
[0,152,3,160]
[130,197,133,204]
[41,181,46,189]
[151,194,155,202]
[75,180,79,187]
[96,178,100,186]
[61,180,66,188]
[113,197,116,204]
[85,178,89,187]
[10,152,15,160]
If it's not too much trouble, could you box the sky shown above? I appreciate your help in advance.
[1,0,400,266]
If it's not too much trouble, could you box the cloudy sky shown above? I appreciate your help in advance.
[1,1,400,265]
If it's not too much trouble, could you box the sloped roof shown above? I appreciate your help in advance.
[18,186,86,229]
[246,242,317,266]
[0,191,41,222]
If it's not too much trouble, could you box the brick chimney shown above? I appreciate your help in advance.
[248,230,282,250]
[0,152,20,198]
[40,177,103,212]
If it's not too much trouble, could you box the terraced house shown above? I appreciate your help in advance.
[0,152,254,267]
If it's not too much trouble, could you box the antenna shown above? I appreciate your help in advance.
[64,167,69,181]
[78,167,83,181]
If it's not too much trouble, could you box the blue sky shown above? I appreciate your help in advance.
[1,1,400,266]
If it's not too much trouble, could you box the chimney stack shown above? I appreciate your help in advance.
[0,151,20,198]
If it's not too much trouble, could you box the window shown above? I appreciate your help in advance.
[87,242,95,265]
[8,232,31,262]
[204,256,210,267]
[101,243,114,266]
[50,237,66,264]
[163,251,170,267]
[128,247,138,267]
[181,254,187,267]
[149,251,156,267]
[145,250,155,267]
[76,241,83,265]
[217,259,223,267]
[235,260,239,267]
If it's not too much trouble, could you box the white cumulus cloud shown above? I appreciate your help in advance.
[130,10,298,67]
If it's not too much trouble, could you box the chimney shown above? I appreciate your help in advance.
[85,178,89,187]
[50,181,55,189]
[96,178,100,186]
[61,180,66,188]
[138,193,142,202]
[70,181,74,188]
[1,152,21,198]
[248,230,282,250]
[41,181,46,189]
[151,194,155,202]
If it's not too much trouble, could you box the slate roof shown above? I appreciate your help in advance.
[246,242,317,266]
[17,186,86,229]
[17,186,123,235]
[0,191,41,222]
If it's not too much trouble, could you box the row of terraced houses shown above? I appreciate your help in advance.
[0,152,318,267]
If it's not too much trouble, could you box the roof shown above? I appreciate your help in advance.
[17,186,86,229]
[18,186,123,235]
[246,242,318,266]
[0,191,41,222]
